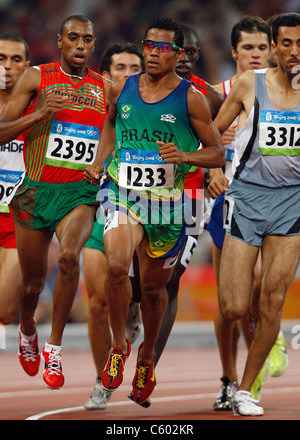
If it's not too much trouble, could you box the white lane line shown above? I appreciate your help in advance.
[26,386,300,420]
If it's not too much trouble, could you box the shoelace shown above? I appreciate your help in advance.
[21,339,37,362]
[135,364,149,389]
[108,353,123,378]
[46,349,62,376]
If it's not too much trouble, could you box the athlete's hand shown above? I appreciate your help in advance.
[207,169,229,199]
[84,163,104,185]
[222,124,236,145]
[38,94,68,121]
[157,141,186,164]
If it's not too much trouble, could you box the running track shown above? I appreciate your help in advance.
[0,344,299,421]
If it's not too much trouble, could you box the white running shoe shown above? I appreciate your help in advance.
[125,302,142,344]
[84,381,112,410]
[233,390,264,416]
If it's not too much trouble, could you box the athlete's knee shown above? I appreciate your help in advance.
[219,293,247,322]
[88,294,108,321]
[58,248,80,275]
[23,278,45,299]
[106,259,129,285]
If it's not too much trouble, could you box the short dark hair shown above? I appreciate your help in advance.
[272,12,300,45]
[231,16,271,50]
[179,23,201,47]
[99,42,144,74]
[59,15,94,35]
[145,17,184,48]
[0,32,29,60]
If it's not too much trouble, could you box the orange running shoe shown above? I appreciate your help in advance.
[18,319,40,377]
[102,339,131,391]
[131,348,156,405]
[42,344,64,390]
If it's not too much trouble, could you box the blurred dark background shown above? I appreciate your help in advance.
[0,0,299,83]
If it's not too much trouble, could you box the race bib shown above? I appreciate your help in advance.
[0,169,24,212]
[259,110,300,156]
[119,149,174,190]
[45,120,99,170]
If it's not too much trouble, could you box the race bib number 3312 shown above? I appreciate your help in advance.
[45,120,99,170]
[259,110,300,156]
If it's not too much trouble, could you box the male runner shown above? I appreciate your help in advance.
[213,12,300,416]
[83,42,144,410]
[0,15,111,390]
[0,33,29,325]
[206,16,289,410]
[84,17,225,407]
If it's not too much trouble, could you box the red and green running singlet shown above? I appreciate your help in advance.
[22,61,107,183]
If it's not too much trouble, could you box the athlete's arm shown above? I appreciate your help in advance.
[0,67,66,144]
[205,82,223,119]
[214,71,255,134]
[158,86,225,168]
[84,80,122,185]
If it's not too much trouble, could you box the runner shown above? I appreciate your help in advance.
[84,17,225,407]
[0,15,111,390]
[0,33,29,326]
[213,12,300,416]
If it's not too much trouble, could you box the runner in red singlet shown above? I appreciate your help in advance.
[0,15,111,390]
[0,33,29,326]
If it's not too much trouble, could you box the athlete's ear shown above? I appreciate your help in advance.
[101,70,111,80]
[57,33,63,49]
[231,46,238,61]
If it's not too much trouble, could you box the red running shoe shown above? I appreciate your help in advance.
[42,344,64,390]
[18,320,40,377]
[131,350,156,405]
[102,339,131,391]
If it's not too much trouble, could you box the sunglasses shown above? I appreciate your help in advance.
[142,39,181,52]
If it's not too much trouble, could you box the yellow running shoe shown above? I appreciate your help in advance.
[251,357,270,402]
[268,330,289,377]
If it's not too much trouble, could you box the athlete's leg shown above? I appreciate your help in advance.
[83,247,111,377]
[103,211,144,353]
[0,247,22,324]
[238,235,300,392]
[154,234,198,365]
[15,223,53,336]
[48,204,96,346]
[136,245,174,364]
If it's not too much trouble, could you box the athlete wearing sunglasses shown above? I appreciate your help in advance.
[142,39,182,52]
[84,17,225,409]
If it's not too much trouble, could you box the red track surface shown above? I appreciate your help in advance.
[0,345,299,421]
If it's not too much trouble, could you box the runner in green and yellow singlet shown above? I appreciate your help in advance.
[84,17,225,407]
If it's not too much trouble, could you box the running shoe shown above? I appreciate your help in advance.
[128,391,151,408]
[102,338,131,391]
[42,343,65,390]
[18,319,40,377]
[233,390,264,416]
[213,376,238,410]
[125,302,142,345]
[131,346,156,405]
[84,381,112,410]
[250,357,270,402]
[269,330,289,377]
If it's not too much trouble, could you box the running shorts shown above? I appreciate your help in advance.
[99,179,193,259]
[205,192,225,250]
[85,210,105,252]
[0,211,17,248]
[12,176,99,231]
[224,179,300,246]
